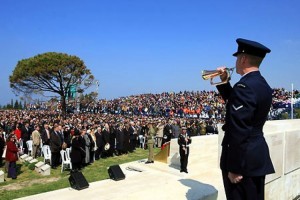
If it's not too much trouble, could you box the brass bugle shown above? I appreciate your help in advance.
[202,67,235,85]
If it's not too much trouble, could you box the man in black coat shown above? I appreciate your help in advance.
[94,127,104,160]
[41,123,51,146]
[216,38,275,200]
[162,119,172,145]
[21,122,31,154]
[101,124,110,158]
[70,129,84,171]
[50,124,62,169]
[115,124,124,155]
[128,121,137,152]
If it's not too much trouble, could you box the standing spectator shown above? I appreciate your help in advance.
[63,125,71,148]
[129,121,137,152]
[101,123,110,158]
[82,128,91,166]
[50,124,62,169]
[31,125,41,158]
[115,123,124,155]
[135,121,142,148]
[139,121,148,149]
[172,120,181,138]
[177,127,191,173]
[70,129,84,171]
[0,130,5,167]
[108,124,116,157]
[58,125,66,149]
[14,124,22,141]
[89,128,97,163]
[206,121,215,135]
[41,123,51,146]
[162,119,172,145]
[122,123,130,154]
[216,38,274,200]
[21,121,31,154]
[5,134,19,179]
[94,127,104,160]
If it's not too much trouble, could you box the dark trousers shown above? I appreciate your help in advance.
[72,162,82,171]
[8,162,17,179]
[129,139,136,152]
[23,139,28,154]
[179,147,189,171]
[95,148,103,160]
[90,150,95,163]
[0,150,3,167]
[222,171,266,200]
[51,151,61,167]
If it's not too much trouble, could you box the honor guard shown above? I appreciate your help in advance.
[177,127,191,173]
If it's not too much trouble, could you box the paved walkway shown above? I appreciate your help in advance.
[16,158,221,200]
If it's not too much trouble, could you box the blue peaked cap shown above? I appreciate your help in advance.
[233,38,271,58]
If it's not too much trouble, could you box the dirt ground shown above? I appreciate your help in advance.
[0,177,60,191]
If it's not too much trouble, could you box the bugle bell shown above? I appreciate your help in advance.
[202,67,235,85]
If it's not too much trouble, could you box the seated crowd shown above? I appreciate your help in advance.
[0,88,297,177]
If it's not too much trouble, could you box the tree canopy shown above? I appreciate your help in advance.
[9,52,95,116]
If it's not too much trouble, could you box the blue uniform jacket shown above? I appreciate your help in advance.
[217,71,275,176]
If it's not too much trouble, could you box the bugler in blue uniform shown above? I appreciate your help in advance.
[216,38,275,200]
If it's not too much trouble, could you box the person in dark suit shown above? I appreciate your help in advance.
[177,127,191,173]
[162,119,172,145]
[101,123,110,158]
[215,38,275,200]
[70,129,85,171]
[94,127,104,160]
[41,123,51,146]
[50,124,62,169]
[128,121,137,152]
[122,123,130,154]
[115,123,124,155]
[21,122,31,154]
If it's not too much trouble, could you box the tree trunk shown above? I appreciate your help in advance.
[61,95,67,119]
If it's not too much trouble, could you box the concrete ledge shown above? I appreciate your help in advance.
[16,160,218,200]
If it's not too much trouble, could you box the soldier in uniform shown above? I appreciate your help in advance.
[177,127,191,173]
[145,120,156,164]
[216,38,275,200]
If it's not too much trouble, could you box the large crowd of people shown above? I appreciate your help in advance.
[0,88,298,178]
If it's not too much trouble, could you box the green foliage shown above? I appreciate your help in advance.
[9,52,95,115]
[28,162,38,170]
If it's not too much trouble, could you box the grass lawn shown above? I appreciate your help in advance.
[0,148,160,200]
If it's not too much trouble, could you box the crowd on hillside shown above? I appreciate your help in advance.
[0,88,298,177]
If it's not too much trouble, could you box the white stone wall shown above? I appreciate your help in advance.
[167,119,300,200]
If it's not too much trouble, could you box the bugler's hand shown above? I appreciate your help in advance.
[217,66,228,82]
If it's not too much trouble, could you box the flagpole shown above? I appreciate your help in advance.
[291,83,294,119]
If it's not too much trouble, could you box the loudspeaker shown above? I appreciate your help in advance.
[108,165,125,181]
[69,171,89,190]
